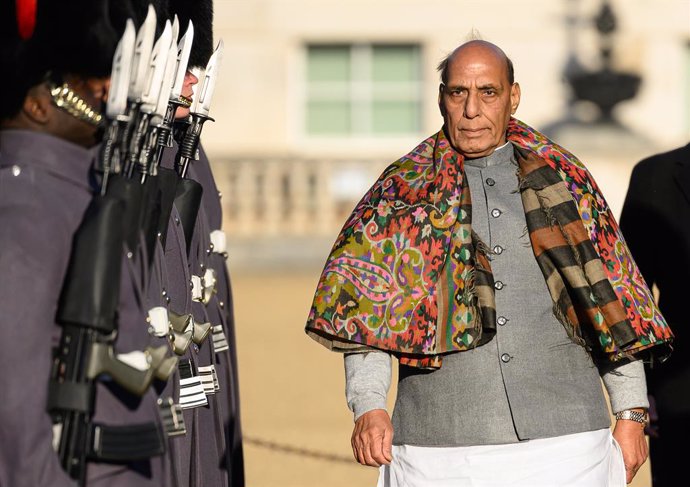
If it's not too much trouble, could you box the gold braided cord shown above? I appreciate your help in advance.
[49,83,103,127]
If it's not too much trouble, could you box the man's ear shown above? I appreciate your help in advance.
[510,82,521,115]
[438,84,446,117]
[21,84,52,125]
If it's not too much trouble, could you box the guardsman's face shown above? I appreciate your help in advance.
[175,71,198,119]
[439,43,520,158]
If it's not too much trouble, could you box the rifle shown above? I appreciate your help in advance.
[47,9,179,482]
[47,191,169,483]
[171,39,224,261]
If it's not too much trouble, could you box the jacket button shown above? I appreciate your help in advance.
[501,353,512,363]
[486,177,495,186]
[497,316,508,326]
[491,208,502,218]
[494,281,504,290]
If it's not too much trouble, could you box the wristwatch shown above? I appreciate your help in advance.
[614,409,649,426]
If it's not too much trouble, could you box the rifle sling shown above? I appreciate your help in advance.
[173,178,203,256]
[57,195,125,333]
[156,167,179,249]
[89,421,166,462]
[107,175,145,255]
[47,380,92,414]
[140,176,163,268]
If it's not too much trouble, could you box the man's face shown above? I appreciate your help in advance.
[175,71,198,119]
[438,43,520,158]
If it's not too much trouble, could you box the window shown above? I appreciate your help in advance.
[305,44,422,136]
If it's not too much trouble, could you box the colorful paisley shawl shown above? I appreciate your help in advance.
[305,118,673,368]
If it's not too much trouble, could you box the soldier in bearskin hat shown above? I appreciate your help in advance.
[0,1,171,485]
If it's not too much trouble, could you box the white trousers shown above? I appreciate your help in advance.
[377,429,625,487]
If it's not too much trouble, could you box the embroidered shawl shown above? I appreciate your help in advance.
[305,118,673,369]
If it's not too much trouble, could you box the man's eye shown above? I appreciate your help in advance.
[450,89,463,96]
[484,89,496,96]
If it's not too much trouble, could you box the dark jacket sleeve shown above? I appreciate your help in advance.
[0,203,77,487]
[620,160,659,289]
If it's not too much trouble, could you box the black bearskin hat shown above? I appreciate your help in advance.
[1,0,135,120]
[169,0,214,68]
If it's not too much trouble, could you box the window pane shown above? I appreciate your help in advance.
[307,100,351,134]
[372,46,419,82]
[372,101,419,133]
[308,46,351,82]
[371,83,419,99]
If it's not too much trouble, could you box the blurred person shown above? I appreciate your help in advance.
[620,142,690,487]
[0,0,170,486]
[306,40,673,487]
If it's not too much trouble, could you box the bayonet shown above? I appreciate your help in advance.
[128,5,157,102]
[105,20,135,120]
[155,16,180,119]
[176,39,224,178]
[99,19,135,193]
[190,39,223,118]
[171,19,194,106]
[151,19,194,169]
[126,19,174,179]
[146,17,181,175]
[133,20,174,178]
[140,20,173,113]
[123,5,156,177]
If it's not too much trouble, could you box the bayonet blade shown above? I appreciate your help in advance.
[140,20,173,111]
[154,17,179,118]
[129,4,157,101]
[106,19,136,119]
[170,20,194,102]
[191,39,224,117]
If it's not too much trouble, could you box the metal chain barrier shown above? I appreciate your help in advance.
[243,435,356,465]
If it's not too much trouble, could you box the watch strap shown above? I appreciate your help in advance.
[615,409,649,425]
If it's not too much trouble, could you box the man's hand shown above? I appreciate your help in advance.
[351,409,393,467]
[613,414,648,484]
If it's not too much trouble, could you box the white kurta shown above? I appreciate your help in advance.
[377,429,625,487]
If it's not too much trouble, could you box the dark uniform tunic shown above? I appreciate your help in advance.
[0,129,166,486]
[190,146,245,487]
[158,142,244,486]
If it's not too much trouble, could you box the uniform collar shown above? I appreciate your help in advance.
[0,129,98,192]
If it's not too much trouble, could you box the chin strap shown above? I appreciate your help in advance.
[49,82,103,127]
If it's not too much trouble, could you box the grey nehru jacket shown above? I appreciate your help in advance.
[345,141,648,447]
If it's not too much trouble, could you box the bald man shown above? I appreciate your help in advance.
[306,40,672,487]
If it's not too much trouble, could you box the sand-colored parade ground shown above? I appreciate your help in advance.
[231,269,651,487]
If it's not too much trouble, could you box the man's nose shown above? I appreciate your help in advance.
[463,91,480,119]
[184,71,199,85]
